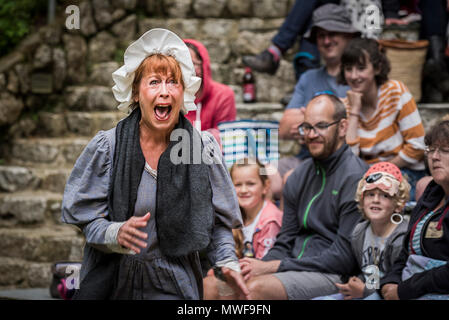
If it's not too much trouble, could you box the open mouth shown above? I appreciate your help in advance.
[154,105,172,121]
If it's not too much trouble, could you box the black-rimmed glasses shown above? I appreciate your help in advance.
[298,120,340,135]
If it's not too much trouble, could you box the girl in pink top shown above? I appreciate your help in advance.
[230,158,283,260]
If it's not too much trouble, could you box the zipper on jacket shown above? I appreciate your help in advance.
[297,165,325,260]
[297,235,312,260]
[303,164,326,229]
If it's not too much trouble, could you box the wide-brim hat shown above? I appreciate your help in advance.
[304,4,361,42]
[111,28,201,114]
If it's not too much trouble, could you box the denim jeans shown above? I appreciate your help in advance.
[272,0,318,51]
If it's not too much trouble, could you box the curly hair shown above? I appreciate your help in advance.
[355,175,411,219]
[338,38,391,87]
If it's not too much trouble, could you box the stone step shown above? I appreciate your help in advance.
[0,257,53,288]
[236,102,449,131]
[36,104,282,138]
[0,165,71,193]
[4,103,448,170]
[30,102,449,138]
[417,103,449,131]
[36,111,124,138]
[0,287,57,300]
[5,137,90,168]
[236,102,284,122]
[0,191,64,226]
[0,225,84,264]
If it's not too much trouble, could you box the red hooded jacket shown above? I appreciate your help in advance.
[183,39,236,131]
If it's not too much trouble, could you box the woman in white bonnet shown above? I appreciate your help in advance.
[61,28,249,300]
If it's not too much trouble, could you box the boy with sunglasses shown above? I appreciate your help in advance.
[314,162,411,299]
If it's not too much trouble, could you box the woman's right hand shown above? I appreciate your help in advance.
[346,90,363,113]
[117,212,150,254]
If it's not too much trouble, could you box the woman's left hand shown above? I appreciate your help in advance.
[335,276,365,300]
[222,267,251,300]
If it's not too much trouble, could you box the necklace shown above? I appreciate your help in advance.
[144,162,157,180]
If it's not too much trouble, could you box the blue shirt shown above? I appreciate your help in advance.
[286,66,350,109]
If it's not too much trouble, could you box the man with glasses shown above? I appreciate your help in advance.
[270,4,361,200]
[239,93,368,299]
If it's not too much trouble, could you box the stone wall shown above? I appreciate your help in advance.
[0,0,302,290]
[0,0,298,146]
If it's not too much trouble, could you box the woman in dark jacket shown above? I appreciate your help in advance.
[380,120,449,300]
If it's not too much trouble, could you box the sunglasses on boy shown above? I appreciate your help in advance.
[365,172,384,183]
[363,172,400,197]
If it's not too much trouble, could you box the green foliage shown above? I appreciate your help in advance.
[0,0,47,56]
[114,47,126,64]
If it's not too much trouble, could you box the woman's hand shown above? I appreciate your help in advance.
[335,276,365,300]
[222,267,251,300]
[345,90,362,149]
[117,212,150,254]
[346,90,363,114]
[239,258,280,281]
[381,283,399,300]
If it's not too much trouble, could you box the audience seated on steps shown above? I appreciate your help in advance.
[235,93,368,300]
[271,4,361,202]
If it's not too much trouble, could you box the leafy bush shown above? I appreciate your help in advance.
[0,0,47,56]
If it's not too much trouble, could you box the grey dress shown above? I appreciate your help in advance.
[62,127,242,299]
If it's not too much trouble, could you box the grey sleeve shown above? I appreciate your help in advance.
[286,74,306,109]
[61,129,132,254]
[202,131,242,271]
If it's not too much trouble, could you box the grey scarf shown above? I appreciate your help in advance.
[74,107,214,299]
[110,107,214,256]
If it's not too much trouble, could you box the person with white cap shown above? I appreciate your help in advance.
[61,28,249,300]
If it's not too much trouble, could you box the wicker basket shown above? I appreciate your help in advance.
[378,39,429,102]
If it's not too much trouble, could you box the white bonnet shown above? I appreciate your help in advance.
[111,28,201,114]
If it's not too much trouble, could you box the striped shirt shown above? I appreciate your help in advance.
[343,80,425,170]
